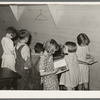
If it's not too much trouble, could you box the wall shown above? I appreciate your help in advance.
[0,4,100,90]
[0,5,18,57]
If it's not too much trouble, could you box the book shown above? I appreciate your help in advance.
[88,60,98,65]
[56,68,69,74]
[54,58,67,69]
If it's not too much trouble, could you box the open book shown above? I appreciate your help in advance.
[54,58,69,74]
[56,68,69,74]
[86,59,98,65]
[54,58,67,68]
[86,55,98,65]
[80,59,98,65]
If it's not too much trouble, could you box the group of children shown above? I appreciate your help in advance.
[60,34,92,90]
[1,26,95,90]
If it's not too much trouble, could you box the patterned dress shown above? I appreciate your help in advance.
[39,55,59,90]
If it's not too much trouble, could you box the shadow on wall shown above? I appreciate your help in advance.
[27,34,32,46]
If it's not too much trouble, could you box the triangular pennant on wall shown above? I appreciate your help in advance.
[10,5,18,21]
[48,4,64,25]
[18,6,25,20]
[10,5,25,21]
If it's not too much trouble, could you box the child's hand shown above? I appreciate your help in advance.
[58,66,66,71]
[78,60,89,65]
[87,60,97,65]
[24,66,29,69]
[86,56,96,65]
[54,68,60,73]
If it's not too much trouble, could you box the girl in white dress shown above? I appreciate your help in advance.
[76,33,93,90]
[60,42,80,90]
[1,26,17,72]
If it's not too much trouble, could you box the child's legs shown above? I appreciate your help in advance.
[79,65,89,90]
[72,87,75,90]
[83,82,89,90]
[78,83,89,90]
[17,78,25,90]
[78,84,83,90]
[82,70,89,90]
[67,87,73,90]
[67,87,75,90]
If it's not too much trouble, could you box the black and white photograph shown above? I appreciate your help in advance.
[0,2,100,97]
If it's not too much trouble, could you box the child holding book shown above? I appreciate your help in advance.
[76,33,95,90]
[39,39,60,90]
[60,41,80,90]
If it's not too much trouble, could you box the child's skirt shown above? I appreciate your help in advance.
[79,64,89,84]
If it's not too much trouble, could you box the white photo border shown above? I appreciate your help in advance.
[0,1,100,98]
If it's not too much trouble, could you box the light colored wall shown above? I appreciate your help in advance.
[0,4,100,90]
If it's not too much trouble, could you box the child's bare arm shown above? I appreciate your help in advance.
[24,57,32,69]
[40,68,59,76]
[78,60,89,65]
[11,50,16,58]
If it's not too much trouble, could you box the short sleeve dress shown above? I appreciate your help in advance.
[39,55,59,90]
[60,53,80,88]
[76,45,90,84]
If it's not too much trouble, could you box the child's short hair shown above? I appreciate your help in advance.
[65,41,77,53]
[77,33,90,46]
[19,29,30,39]
[6,26,18,38]
[43,39,59,53]
[34,42,44,53]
